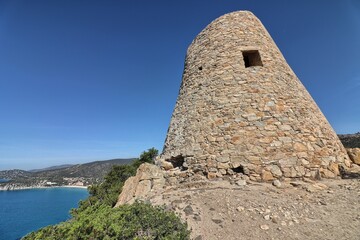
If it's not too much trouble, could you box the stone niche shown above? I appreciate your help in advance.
[242,50,263,68]
[158,11,350,182]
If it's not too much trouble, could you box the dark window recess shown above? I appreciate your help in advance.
[166,155,187,170]
[231,165,245,174]
[198,66,203,70]
[242,50,263,68]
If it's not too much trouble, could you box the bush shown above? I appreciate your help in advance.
[75,164,137,213]
[132,147,159,169]
[75,147,159,213]
[22,148,190,240]
[23,202,190,240]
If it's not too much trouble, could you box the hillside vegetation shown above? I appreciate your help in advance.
[22,148,190,240]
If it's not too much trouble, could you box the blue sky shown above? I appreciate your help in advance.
[0,0,359,170]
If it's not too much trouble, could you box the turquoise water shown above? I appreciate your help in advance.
[0,187,89,240]
[0,179,10,183]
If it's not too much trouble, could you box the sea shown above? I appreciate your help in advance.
[0,185,89,240]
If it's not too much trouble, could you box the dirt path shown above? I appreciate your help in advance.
[150,179,360,240]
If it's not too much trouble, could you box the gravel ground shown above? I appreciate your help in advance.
[150,178,360,240]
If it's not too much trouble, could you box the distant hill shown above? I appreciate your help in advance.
[0,169,31,180]
[338,132,360,148]
[32,158,134,180]
[0,158,134,189]
[29,164,75,172]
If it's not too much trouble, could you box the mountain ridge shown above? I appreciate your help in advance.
[0,158,134,190]
[29,164,75,173]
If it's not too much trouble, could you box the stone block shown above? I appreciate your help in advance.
[217,162,229,169]
[261,170,274,181]
[216,156,230,163]
[207,172,217,179]
[279,157,297,167]
[328,162,340,176]
[293,142,307,152]
[320,168,336,178]
[160,160,174,170]
[279,125,292,131]
[347,148,360,165]
[269,165,282,177]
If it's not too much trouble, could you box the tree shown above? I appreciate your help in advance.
[133,147,159,169]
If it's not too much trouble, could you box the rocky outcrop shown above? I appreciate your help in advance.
[115,163,165,206]
[346,148,360,165]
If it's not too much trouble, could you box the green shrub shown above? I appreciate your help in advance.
[75,163,137,213]
[75,147,159,213]
[22,148,190,240]
[23,202,190,240]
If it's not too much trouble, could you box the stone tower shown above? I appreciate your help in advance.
[159,11,349,181]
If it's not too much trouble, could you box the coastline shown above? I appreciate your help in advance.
[0,184,89,191]
[60,185,89,189]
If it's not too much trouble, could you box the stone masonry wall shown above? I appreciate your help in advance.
[159,11,350,182]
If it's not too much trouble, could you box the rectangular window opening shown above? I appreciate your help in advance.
[242,50,263,68]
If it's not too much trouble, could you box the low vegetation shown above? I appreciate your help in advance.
[23,202,189,240]
[76,147,159,210]
[22,148,190,240]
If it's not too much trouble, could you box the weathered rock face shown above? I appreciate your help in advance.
[159,11,349,181]
[115,163,165,206]
[347,148,360,165]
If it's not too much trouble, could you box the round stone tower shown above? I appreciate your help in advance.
[160,11,349,181]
